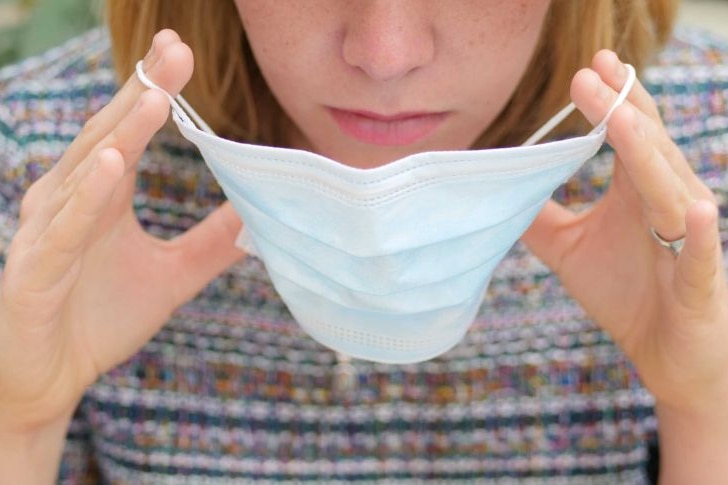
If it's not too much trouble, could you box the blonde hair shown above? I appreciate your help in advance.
[106,0,678,148]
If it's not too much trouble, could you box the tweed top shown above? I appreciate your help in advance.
[0,27,727,484]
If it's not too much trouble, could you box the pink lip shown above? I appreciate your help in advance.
[329,108,449,146]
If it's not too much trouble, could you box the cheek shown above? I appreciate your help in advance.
[457,2,551,96]
[473,0,551,51]
[508,0,551,35]
[235,2,307,68]
[234,2,328,101]
[234,0,554,156]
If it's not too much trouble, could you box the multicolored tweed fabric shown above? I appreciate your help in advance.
[0,27,727,484]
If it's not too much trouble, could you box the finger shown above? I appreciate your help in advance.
[108,89,171,173]
[47,30,191,186]
[591,50,662,122]
[608,103,692,241]
[571,67,693,241]
[674,199,723,311]
[589,50,701,186]
[165,202,245,306]
[100,88,172,210]
[22,148,125,294]
[570,65,646,138]
[570,51,660,133]
[19,31,191,232]
[20,89,172,242]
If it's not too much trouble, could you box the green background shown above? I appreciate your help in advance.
[0,0,99,67]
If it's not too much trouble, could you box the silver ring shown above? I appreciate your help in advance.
[650,227,685,257]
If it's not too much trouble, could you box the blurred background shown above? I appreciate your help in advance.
[0,0,726,68]
[0,0,99,67]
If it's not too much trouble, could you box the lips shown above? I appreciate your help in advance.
[329,108,449,146]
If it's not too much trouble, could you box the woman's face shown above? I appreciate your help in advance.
[234,0,552,168]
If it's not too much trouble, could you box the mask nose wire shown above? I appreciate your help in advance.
[521,63,637,147]
[134,60,217,136]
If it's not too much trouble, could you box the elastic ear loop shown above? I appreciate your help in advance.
[135,58,634,148]
[135,60,216,136]
[522,63,637,147]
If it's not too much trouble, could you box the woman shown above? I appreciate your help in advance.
[1,0,726,482]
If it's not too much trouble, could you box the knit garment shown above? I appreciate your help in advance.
[1,27,727,484]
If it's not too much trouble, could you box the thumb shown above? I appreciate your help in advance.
[675,199,724,312]
[521,200,578,272]
[165,201,246,305]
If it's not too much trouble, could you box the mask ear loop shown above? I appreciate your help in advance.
[521,63,637,147]
[134,60,217,136]
[135,59,634,147]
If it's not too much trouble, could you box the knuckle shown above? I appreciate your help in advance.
[0,259,37,314]
[103,130,120,150]
[79,111,106,140]
[697,184,718,205]
[55,170,79,204]
[19,182,42,224]
[46,227,82,257]
[677,180,693,206]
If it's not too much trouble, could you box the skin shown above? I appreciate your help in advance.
[0,2,727,483]
[235,0,551,167]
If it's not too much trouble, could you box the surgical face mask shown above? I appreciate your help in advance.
[137,61,636,365]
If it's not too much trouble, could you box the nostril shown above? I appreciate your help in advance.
[341,12,435,82]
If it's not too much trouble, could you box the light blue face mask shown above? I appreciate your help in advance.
[137,61,636,364]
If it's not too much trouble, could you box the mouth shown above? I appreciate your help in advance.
[328,108,449,146]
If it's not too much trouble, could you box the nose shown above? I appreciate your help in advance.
[342,1,436,82]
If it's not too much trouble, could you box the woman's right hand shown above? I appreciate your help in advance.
[0,30,244,436]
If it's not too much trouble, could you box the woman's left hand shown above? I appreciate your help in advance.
[522,49,728,413]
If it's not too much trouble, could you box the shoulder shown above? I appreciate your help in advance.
[643,28,728,147]
[0,26,113,84]
[647,27,728,75]
[644,27,728,93]
[643,28,728,190]
[0,27,115,103]
[0,28,117,209]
